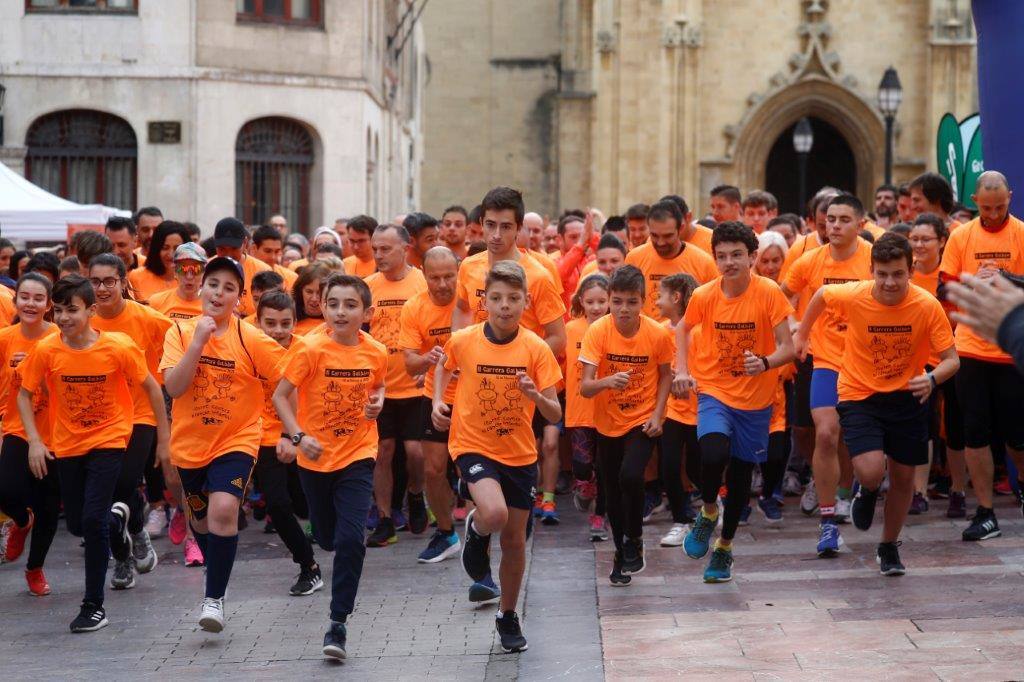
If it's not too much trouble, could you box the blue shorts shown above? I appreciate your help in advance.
[809,368,840,410]
[696,394,771,464]
[177,451,256,521]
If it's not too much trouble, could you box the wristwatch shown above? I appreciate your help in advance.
[291,432,306,446]
[760,355,770,371]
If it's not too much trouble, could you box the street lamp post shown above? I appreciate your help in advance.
[793,117,814,214]
[877,66,903,185]
[0,83,6,147]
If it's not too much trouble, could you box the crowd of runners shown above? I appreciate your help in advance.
[0,168,1022,657]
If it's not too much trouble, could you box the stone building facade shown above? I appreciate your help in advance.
[422,0,977,217]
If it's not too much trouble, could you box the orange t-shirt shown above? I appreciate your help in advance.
[293,316,324,336]
[0,324,59,444]
[366,268,428,400]
[160,317,286,468]
[686,224,715,255]
[563,317,597,428]
[579,314,674,436]
[0,287,14,327]
[863,221,887,240]
[578,260,599,282]
[940,215,1024,362]
[684,275,794,411]
[527,249,564,295]
[272,263,298,290]
[398,290,457,403]
[147,289,204,320]
[823,281,954,402]
[19,331,147,458]
[443,324,562,466]
[91,300,173,426]
[911,264,947,367]
[342,255,377,279]
[128,268,176,304]
[259,335,305,447]
[770,363,796,433]
[664,318,697,426]
[282,330,388,472]
[779,231,824,286]
[237,256,271,317]
[456,251,566,336]
[624,242,719,321]
[289,258,310,272]
[783,239,872,370]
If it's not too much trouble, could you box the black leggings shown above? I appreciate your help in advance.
[597,427,656,550]
[114,424,155,536]
[255,445,314,567]
[0,435,61,570]
[570,427,605,516]
[761,431,790,500]
[659,419,701,523]
[698,433,754,542]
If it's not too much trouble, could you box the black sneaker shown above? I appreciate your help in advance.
[366,517,397,547]
[620,537,645,575]
[109,502,132,562]
[322,621,347,659]
[70,601,108,633]
[461,509,492,582]
[851,487,880,531]
[408,492,429,535]
[962,507,1001,541]
[290,564,324,596]
[876,541,906,576]
[495,611,528,653]
[609,551,631,586]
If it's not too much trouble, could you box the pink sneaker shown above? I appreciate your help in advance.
[589,514,608,542]
[169,507,187,546]
[184,537,204,567]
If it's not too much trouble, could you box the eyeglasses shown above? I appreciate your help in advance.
[89,277,122,289]
[175,263,204,277]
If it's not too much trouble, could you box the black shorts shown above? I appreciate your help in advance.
[378,396,423,442]
[791,355,814,428]
[177,451,256,520]
[837,392,929,466]
[954,356,1024,450]
[420,396,451,443]
[530,393,565,439]
[456,453,537,510]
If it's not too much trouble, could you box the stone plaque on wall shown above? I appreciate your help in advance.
[148,121,181,144]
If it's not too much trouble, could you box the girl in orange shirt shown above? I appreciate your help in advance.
[127,222,190,303]
[291,261,336,336]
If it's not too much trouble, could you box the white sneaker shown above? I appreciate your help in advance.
[834,497,852,524]
[145,508,167,538]
[199,597,225,633]
[800,479,819,515]
[782,471,803,497]
[660,523,688,547]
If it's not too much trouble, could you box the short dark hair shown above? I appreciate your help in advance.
[145,222,192,276]
[252,225,283,247]
[315,242,344,257]
[59,256,80,275]
[557,213,585,236]
[646,200,684,230]
[347,214,378,236]
[659,273,698,318]
[860,230,876,244]
[257,289,296,319]
[441,205,468,221]
[767,213,801,233]
[322,273,372,308]
[105,216,136,236]
[875,183,898,196]
[0,238,13,251]
[912,212,949,242]
[251,270,285,293]
[827,193,865,218]
[597,232,627,256]
[608,264,645,297]
[897,182,911,198]
[658,194,690,216]
[696,217,716,229]
[811,187,841,216]
[909,172,955,214]
[467,240,487,256]
[602,215,627,234]
[16,271,53,300]
[374,223,412,244]
[889,223,912,237]
[76,231,114,268]
[52,273,95,307]
[710,184,742,203]
[871,232,913,269]
[625,203,649,221]
[742,190,777,211]
[9,250,30,280]
[184,222,201,240]
[133,206,163,223]
[480,187,525,225]
[403,212,439,238]
[484,260,527,293]
[89,252,128,279]
[25,252,60,281]
[468,204,484,224]
[712,221,759,254]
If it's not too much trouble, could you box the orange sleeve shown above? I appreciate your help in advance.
[532,339,563,392]
[531,276,567,327]
[16,342,47,395]
[578,321,604,366]
[159,323,186,374]
[768,283,795,327]
[398,299,424,350]
[682,288,705,328]
[654,326,674,366]
[455,264,471,307]
[120,337,151,386]
[820,281,854,314]
[783,254,808,294]
[929,299,956,354]
[373,345,389,387]
[283,344,314,386]
[248,325,287,382]
[0,293,14,327]
[442,331,462,373]
[939,228,964,281]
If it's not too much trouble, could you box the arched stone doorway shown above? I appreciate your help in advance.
[765,117,856,215]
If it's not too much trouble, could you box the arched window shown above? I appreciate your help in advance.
[235,117,313,229]
[25,109,137,209]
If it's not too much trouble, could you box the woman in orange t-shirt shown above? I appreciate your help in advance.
[127,222,190,303]
[291,261,337,336]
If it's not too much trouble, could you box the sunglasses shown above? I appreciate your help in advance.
[175,262,205,277]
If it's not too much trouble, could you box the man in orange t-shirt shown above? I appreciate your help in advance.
[658,194,714,256]
[342,215,378,278]
[802,234,958,575]
[741,190,778,235]
[365,224,428,547]
[673,223,794,583]
[939,171,1024,541]
[250,225,299,291]
[212,217,271,317]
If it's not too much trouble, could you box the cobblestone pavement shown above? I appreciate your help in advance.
[2,494,1023,680]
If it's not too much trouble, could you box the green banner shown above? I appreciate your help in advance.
[961,127,984,210]
[936,113,963,201]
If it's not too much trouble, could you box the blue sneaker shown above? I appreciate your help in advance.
[738,504,752,526]
[366,505,379,531]
[703,546,734,583]
[461,509,491,581]
[468,573,501,602]
[392,509,409,531]
[540,501,560,525]
[757,496,783,524]
[816,520,843,558]
[683,510,716,559]
[417,529,461,564]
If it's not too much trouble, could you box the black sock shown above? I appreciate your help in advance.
[204,532,239,599]
[192,528,209,556]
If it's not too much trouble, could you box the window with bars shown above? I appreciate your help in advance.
[26,0,137,12]
[236,0,321,26]
[235,117,314,230]
[25,109,138,209]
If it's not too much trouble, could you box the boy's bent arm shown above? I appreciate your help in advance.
[16,388,44,446]
[272,379,301,436]
[580,362,603,398]
[163,341,204,398]
[767,319,796,369]
[535,386,561,423]
[142,375,172,463]
[794,289,826,359]
[541,318,566,357]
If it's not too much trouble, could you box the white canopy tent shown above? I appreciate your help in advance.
[0,161,130,244]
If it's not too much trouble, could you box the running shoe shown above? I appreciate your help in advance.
[495,611,528,653]
[70,601,108,633]
[572,479,597,512]
[684,510,716,559]
[994,476,1012,496]
[453,504,468,523]
[391,509,409,532]
[660,523,688,547]
[946,491,967,519]
[816,519,843,557]
[184,537,204,567]
[417,529,461,563]
[703,546,734,583]
[642,492,666,523]
[609,551,631,586]
[908,492,929,515]
[168,507,187,545]
[408,493,429,535]
[109,502,133,563]
[737,505,752,526]
[876,541,906,576]
[0,519,12,563]
[199,597,225,633]
[366,505,380,531]
[800,479,819,515]
[757,496,783,524]
[834,497,852,524]
[532,494,544,519]
[589,514,608,542]
[621,537,645,575]
[145,507,167,538]
[290,564,324,596]
[366,517,398,547]
[468,573,500,602]
[25,568,51,596]
[461,509,491,582]
[132,529,158,574]
[540,500,560,525]
[111,559,136,590]
[852,487,879,531]
[962,507,1000,541]
[322,622,347,659]
[4,510,34,563]
[782,470,803,497]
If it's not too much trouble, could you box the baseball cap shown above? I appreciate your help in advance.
[202,256,245,288]
[173,242,208,264]
[214,217,247,248]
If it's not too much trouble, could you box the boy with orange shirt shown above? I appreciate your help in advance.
[18,275,168,632]
[674,223,795,583]
[799,234,958,574]
[433,261,562,653]
[161,256,286,633]
[274,273,387,660]
[580,265,674,583]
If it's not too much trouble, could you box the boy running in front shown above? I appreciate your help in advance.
[433,260,562,653]
[797,233,958,575]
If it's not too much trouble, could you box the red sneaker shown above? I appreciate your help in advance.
[5,510,34,563]
[168,507,187,545]
[25,567,50,596]
[184,537,204,567]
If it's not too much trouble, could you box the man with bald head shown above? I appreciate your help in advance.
[940,170,1024,541]
[523,212,546,252]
